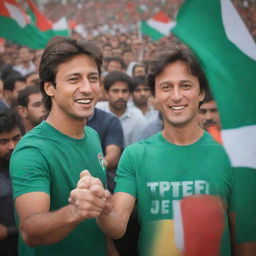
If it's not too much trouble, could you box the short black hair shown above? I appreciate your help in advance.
[17,85,41,107]
[0,108,22,134]
[131,75,148,92]
[107,56,126,70]
[3,74,26,91]
[39,36,103,111]
[103,71,133,92]
[147,43,208,96]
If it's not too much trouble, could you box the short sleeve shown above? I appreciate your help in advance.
[10,145,51,200]
[114,146,137,197]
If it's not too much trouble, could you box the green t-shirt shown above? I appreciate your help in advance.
[115,132,235,256]
[10,121,107,256]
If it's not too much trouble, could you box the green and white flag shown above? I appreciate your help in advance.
[172,0,256,242]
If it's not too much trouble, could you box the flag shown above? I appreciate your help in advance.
[26,0,52,31]
[26,0,69,37]
[172,0,256,243]
[140,11,176,40]
[0,0,50,49]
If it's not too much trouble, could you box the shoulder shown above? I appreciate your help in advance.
[123,132,161,156]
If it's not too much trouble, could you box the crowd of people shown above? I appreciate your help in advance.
[0,1,255,256]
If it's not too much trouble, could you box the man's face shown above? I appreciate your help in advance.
[155,61,204,128]
[8,81,27,107]
[19,47,31,63]
[107,81,130,112]
[133,66,145,77]
[132,84,151,107]
[198,100,221,129]
[26,92,47,126]
[0,127,21,165]
[123,51,134,66]
[107,61,122,72]
[46,54,101,121]
[103,46,112,58]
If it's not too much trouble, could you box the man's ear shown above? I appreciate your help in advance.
[16,105,28,119]
[199,89,205,103]
[44,82,55,97]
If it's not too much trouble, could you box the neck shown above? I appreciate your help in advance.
[46,110,86,139]
[162,119,204,146]
[22,61,30,68]
[135,103,148,115]
[109,104,126,117]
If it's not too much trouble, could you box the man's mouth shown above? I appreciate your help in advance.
[169,105,186,110]
[75,99,93,104]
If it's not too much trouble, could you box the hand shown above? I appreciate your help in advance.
[68,170,108,221]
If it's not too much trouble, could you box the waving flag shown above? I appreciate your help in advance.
[140,11,176,40]
[0,0,68,49]
[26,0,68,36]
[172,0,256,243]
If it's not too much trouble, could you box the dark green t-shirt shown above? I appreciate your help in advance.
[10,121,107,256]
[115,131,235,256]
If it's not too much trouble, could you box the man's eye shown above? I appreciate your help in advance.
[89,76,99,83]
[68,77,79,83]
[0,139,8,145]
[181,83,192,89]
[162,84,171,90]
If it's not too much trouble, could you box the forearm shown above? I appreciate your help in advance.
[97,210,128,239]
[20,204,80,246]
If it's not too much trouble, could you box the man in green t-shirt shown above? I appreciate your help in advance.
[70,44,238,255]
[10,36,110,256]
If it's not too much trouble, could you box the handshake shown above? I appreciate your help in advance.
[68,170,112,222]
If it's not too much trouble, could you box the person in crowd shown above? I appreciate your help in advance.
[16,85,47,134]
[105,56,126,73]
[132,63,146,77]
[13,46,36,76]
[130,75,159,124]
[71,43,237,256]
[87,108,124,193]
[24,72,40,86]
[10,36,109,256]
[0,109,22,256]
[1,74,27,109]
[102,43,113,58]
[97,71,146,147]
[198,89,222,144]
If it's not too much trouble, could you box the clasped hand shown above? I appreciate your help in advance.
[69,170,112,221]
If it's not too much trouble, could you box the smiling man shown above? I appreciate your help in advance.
[71,43,236,256]
[10,37,108,256]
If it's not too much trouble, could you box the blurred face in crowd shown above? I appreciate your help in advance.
[0,126,21,164]
[198,100,221,129]
[107,81,130,114]
[20,92,47,127]
[107,60,123,72]
[103,45,112,58]
[132,84,151,107]
[122,51,134,66]
[19,47,31,63]
[4,81,27,108]
[155,61,204,128]
[110,38,119,48]
[133,65,145,77]
[26,73,40,86]
[112,48,122,56]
